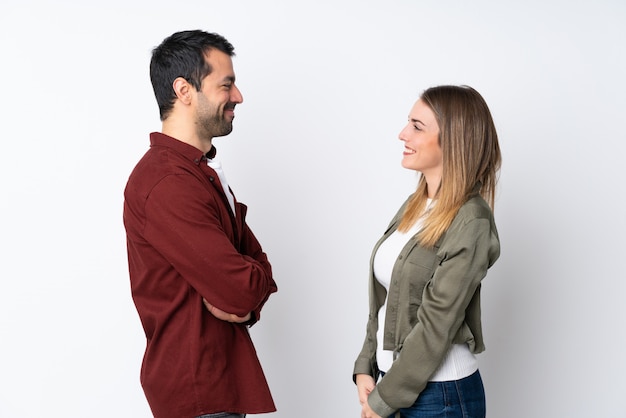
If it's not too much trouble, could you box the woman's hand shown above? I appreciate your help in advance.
[361,401,382,418]
[356,374,382,418]
[203,299,251,323]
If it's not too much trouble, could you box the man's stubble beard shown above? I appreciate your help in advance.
[196,93,234,139]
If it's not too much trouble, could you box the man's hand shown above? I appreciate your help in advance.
[356,374,382,418]
[203,299,251,323]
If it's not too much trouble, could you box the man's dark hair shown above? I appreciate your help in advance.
[150,30,235,121]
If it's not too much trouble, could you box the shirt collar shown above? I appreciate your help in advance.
[149,132,217,164]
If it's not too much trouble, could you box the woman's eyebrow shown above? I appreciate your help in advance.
[410,117,427,126]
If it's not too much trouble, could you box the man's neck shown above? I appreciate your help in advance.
[162,118,213,154]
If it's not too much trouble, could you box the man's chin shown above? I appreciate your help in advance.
[213,125,234,138]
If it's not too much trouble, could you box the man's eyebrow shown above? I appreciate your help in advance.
[221,75,236,83]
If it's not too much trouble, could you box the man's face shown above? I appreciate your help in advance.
[195,49,243,139]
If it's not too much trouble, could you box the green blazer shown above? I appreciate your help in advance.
[353,192,500,417]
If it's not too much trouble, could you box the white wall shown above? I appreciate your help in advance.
[1,1,625,417]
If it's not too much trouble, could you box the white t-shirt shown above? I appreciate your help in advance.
[206,159,236,214]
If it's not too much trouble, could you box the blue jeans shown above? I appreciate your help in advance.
[195,414,245,418]
[392,370,486,418]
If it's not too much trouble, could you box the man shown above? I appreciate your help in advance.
[123,30,277,418]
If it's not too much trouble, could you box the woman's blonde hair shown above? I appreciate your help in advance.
[398,85,501,247]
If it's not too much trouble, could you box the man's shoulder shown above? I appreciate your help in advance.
[130,145,192,177]
[125,147,193,197]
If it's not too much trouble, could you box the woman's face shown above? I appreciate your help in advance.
[398,99,443,178]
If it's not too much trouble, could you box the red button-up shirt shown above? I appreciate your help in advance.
[123,132,277,417]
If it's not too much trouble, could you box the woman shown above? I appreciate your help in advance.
[353,85,501,418]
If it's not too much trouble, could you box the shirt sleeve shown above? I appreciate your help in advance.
[235,201,277,323]
[143,172,277,318]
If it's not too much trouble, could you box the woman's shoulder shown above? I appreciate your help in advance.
[456,194,493,221]
[435,195,499,252]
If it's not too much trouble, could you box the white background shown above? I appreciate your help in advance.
[1,1,625,417]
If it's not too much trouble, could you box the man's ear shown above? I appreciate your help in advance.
[172,77,193,105]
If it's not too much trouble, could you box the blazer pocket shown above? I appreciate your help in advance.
[403,262,431,327]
